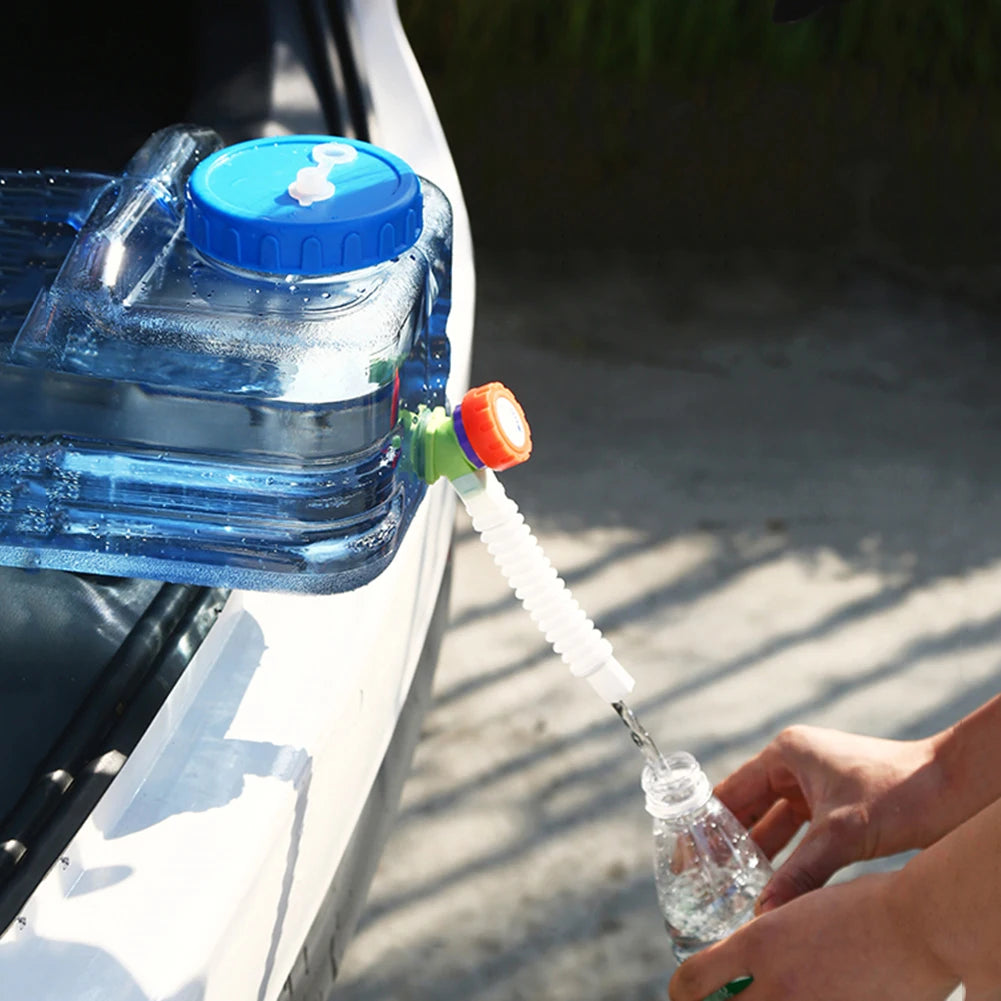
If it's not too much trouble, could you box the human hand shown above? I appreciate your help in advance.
[715,725,945,912]
[668,871,958,1001]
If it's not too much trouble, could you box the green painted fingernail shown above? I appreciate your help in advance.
[702,976,753,1001]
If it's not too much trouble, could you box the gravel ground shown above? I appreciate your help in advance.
[334,253,995,1001]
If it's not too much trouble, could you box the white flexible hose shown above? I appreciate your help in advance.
[453,469,635,702]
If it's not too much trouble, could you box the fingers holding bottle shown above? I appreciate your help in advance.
[668,872,958,1001]
[714,725,946,893]
[754,805,867,913]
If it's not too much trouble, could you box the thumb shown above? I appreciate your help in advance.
[756,816,860,913]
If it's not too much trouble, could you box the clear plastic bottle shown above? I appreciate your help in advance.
[642,752,772,965]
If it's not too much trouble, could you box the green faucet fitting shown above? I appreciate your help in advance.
[405,405,478,484]
[407,382,533,484]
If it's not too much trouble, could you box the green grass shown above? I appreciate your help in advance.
[399,0,1001,87]
[398,1,1001,268]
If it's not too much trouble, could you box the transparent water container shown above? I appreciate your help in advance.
[0,125,452,592]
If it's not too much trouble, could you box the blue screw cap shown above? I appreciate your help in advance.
[184,135,423,276]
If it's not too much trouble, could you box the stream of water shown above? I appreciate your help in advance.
[611,700,668,775]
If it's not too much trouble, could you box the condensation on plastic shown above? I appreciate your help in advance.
[454,469,636,702]
[0,125,453,593]
[0,170,114,347]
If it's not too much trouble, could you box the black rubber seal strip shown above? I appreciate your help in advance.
[324,0,373,142]
[0,586,229,932]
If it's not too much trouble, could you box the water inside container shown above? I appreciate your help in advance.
[0,126,454,593]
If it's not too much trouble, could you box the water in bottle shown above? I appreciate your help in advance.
[642,751,772,963]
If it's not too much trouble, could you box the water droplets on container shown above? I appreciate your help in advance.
[0,126,454,592]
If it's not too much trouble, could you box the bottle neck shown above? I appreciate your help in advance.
[641,752,713,820]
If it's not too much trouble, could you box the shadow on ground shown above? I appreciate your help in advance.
[334,253,996,1000]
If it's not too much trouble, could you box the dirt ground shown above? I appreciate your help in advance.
[334,252,988,1000]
